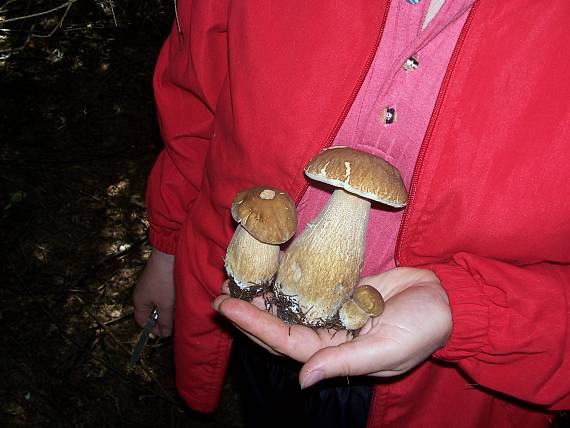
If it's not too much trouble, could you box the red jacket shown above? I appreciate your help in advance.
[147,0,570,426]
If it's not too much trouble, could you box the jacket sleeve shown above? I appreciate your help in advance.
[146,0,228,254]
[428,253,570,410]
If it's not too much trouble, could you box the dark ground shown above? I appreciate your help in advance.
[1,1,243,427]
[0,1,568,428]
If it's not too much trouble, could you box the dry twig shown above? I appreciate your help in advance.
[1,0,77,24]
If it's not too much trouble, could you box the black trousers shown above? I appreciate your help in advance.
[232,334,373,428]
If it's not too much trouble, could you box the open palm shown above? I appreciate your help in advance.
[213,267,452,388]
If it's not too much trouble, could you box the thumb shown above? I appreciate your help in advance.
[299,341,367,389]
[133,300,155,328]
[299,339,400,389]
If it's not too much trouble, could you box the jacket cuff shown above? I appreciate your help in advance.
[148,224,179,255]
[429,262,490,361]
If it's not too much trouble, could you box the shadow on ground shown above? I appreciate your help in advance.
[1,1,243,426]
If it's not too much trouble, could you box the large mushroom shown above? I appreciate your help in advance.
[225,186,297,300]
[274,147,407,327]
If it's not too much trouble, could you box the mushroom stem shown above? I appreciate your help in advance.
[338,299,369,331]
[225,224,280,297]
[339,284,385,332]
[275,189,371,326]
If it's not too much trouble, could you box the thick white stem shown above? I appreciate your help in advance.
[225,225,280,289]
[275,189,370,325]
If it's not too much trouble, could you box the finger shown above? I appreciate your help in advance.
[359,268,440,301]
[135,304,173,338]
[133,303,154,328]
[214,295,281,355]
[250,293,276,313]
[232,324,285,356]
[221,280,230,295]
[156,305,174,337]
[299,338,401,389]
[213,295,325,362]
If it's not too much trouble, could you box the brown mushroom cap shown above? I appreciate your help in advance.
[231,186,297,244]
[352,285,385,317]
[304,147,408,208]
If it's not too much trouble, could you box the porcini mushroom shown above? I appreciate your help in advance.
[225,186,297,300]
[339,284,385,332]
[274,147,407,327]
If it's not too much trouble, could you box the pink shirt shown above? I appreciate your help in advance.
[296,0,474,276]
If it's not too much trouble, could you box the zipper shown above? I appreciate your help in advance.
[294,0,392,205]
[394,0,480,266]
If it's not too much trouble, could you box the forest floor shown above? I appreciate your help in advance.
[1,1,243,427]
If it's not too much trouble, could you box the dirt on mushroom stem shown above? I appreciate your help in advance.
[271,290,357,332]
[228,277,272,301]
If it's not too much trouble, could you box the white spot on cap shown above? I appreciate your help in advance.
[259,189,276,200]
[344,161,351,183]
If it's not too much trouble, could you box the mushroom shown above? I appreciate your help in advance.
[225,186,297,300]
[274,147,407,327]
[338,284,385,332]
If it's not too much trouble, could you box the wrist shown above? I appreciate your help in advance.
[148,247,175,275]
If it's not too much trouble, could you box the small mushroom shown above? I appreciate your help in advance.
[339,285,385,332]
[225,186,297,300]
[274,147,407,326]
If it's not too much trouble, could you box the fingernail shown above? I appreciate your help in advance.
[300,370,324,390]
[213,297,226,313]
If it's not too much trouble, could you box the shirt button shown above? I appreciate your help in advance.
[403,54,419,71]
[382,106,397,124]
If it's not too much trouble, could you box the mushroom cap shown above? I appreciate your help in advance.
[352,285,385,317]
[304,147,408,208]
[231,186,297,244]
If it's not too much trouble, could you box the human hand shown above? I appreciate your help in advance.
[213,267,452,388]
[133,248,175,337]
